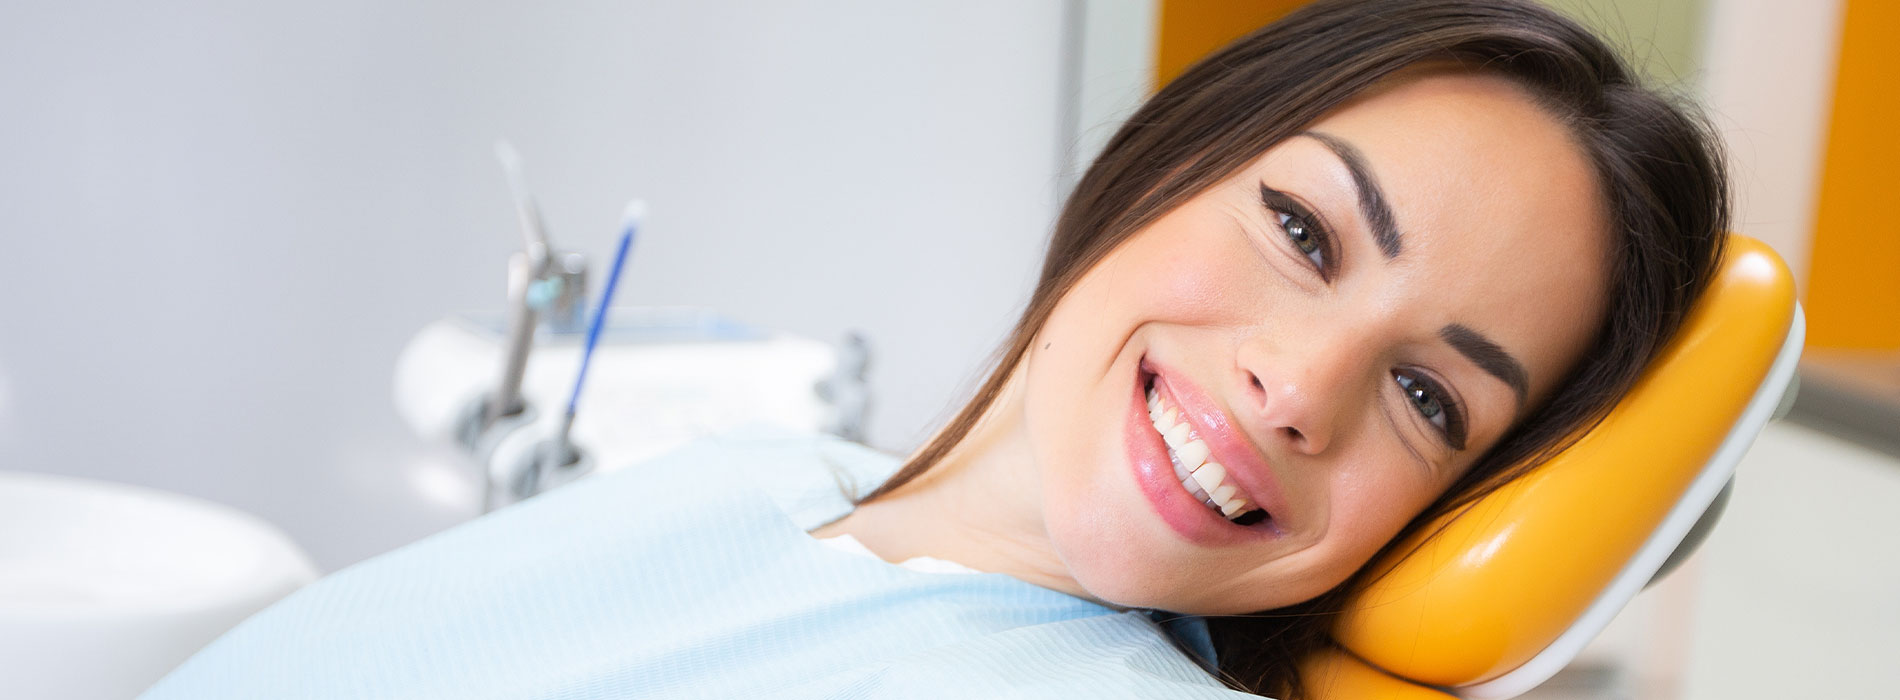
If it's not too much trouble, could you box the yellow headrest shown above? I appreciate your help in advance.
[1312,235,1799,696]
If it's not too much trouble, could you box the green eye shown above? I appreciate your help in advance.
[1393,370,1465,451]
[1283,213,1316,251]
[1394,372,1445,426]
[1260,184,1331,277]
[1277,212,1325,267]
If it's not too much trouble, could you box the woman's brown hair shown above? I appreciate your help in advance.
[858,0,1728,696]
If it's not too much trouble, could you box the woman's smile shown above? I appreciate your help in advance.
[1127,356,1287,546]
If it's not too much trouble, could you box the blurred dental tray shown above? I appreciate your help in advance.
[394,307,842,476]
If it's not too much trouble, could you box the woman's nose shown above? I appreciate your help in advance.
[1236,330,1368,455]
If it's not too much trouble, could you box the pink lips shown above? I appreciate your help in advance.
[1125,357,1285,545]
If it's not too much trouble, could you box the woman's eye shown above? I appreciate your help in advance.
[1393,370,1466,450]
[1259,184,1330,276]
[1277,211,1325,269]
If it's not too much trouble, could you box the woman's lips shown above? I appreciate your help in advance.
[1142,359,1286,528]
[1126,358,1283,545]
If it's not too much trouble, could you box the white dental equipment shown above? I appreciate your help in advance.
[394,145,866,512]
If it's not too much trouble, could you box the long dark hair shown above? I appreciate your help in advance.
[859,1,1728,696]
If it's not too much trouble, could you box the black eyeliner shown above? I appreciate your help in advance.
[1258,183,1338,280]
[1409,371,1468,451]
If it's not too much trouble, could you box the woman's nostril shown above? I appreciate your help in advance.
[1250,375,1264,391]
[1282,426,1303,441]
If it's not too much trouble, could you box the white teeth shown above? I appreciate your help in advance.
[1183,478,1209,500]
[1190,461,1226,494]
[1175,440,1210,469]
[1163,422,1190,448]
[1221,498,1248,518]
[1148,379,1258,523]
[1211,484,1237,504]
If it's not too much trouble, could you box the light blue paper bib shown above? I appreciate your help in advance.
[141,430,1257,699]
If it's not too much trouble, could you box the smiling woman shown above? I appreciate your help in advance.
[832,69,1616,606]
[824,0,1727,696]
[138,1,1728,699]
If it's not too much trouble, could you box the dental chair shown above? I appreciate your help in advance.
[1299,235,1803,699]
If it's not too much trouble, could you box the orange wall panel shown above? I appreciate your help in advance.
[1806,0,1900,349]
[1155,0,1311,88]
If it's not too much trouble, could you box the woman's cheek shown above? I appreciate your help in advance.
[1127,223,1266,325]
[1325,457,1440,570]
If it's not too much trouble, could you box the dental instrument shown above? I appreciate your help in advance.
[488,141,554,427]
[549,200,644,465]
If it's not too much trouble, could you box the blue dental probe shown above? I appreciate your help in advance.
[554,200,644,462]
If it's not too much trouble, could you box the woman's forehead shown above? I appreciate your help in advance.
[1305,71,1605,248]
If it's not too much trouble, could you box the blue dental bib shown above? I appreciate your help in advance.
[141,430,1256,699]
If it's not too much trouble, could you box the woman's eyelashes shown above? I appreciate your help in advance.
[1259,184,1334,279]
[1393,370,1468,451]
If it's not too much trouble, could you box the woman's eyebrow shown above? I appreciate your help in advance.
[1441,323,1530,407]
[1297,131,1402,259]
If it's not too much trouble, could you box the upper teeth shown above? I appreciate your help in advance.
[1148,384,1254,520]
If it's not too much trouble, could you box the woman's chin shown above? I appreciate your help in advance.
[1045,494,1206,610]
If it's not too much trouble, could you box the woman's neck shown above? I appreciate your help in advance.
[810,375,1094,601]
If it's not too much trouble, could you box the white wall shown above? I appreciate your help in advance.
[0,0,1070,570]
[1064,0,1155,194]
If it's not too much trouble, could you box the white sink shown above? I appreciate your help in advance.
[0,471,318,700]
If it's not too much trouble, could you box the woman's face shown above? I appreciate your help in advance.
[1023,70,1611,613]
